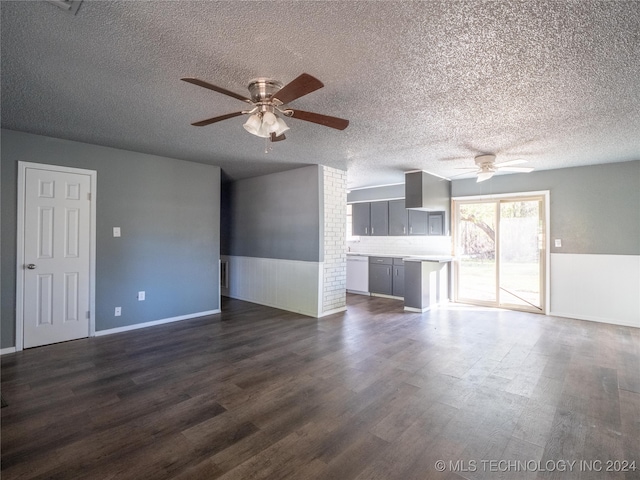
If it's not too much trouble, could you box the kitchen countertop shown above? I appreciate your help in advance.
[347,252,453,263]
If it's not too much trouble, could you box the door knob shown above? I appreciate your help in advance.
[27,264,37,270]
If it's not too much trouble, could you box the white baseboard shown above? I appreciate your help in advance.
[346,289,370,296]
[404,306,429,313]
[318,306,347,317]
[1,347,17,356]
[549,311,639,329]
[371,293,403,300]
[94,309,221,337]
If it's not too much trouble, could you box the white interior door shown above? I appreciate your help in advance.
[19,164,94,348]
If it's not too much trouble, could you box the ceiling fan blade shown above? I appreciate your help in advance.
[289,109,349,130]
[494,159,527,167]
[181,78,252,103]
[191,111,245,127]
[271,73,324,104]
[447,170,480,179]
[270,132,286,142]
[477,171,495,183]
[499,167,534,173]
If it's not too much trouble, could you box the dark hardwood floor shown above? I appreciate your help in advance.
[2,295,639,479]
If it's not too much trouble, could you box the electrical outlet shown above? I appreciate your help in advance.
[113,227,121,237]
[555,239,562,248]
[115,307,122,316]
[137,291,145,301]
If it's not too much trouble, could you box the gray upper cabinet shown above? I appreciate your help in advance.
[408,209,429,235]
[405,170,450,235]
[352,202,370,236]
[405,171,450,210]
[352,199,446,236]
[428,211,445,236]
[388,199,408,235]
[370,201,389,236]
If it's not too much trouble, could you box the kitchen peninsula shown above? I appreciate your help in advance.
[346,253,453,312]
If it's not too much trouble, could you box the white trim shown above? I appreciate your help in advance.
[404,306,429,313]
[371,293,403,300]
[318,306,348,317]
[348,197,404,204]
[452,190,551,201]
[549,311,639,329]
[16,162,97,351]
[94,310,221,336]
[347,182,404,191]
[1,347,17,356]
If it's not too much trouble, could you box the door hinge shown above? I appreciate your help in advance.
[86,311,91,319]
[87,192,92,201]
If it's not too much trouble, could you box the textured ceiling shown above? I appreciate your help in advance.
[2,1,639,188]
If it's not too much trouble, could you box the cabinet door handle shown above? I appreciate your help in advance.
[409,226,413,234]
[371,227,374,234]
[388,268,391,275]
[365,227,368,234]
[403,226,406,234]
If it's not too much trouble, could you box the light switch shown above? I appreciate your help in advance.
[137,291,145,301]
[554,239,562,248]
[113,227,121,237]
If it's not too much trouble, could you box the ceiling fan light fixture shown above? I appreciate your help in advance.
[262,111,278,132]
[243,113,263,136]
[274,117,290,136]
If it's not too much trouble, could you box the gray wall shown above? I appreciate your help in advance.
[451,160,640,255]
[222,165,322,262]
[1,129,221,348]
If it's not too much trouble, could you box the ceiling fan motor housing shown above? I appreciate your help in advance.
[247,78,284,103]
[475,154,497,171]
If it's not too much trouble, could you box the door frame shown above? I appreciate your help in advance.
[16,161,97,351]
[451,190,550,315]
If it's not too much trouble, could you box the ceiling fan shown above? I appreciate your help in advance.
[181,73,349,142]
[456,154,534,182]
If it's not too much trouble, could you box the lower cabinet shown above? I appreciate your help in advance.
[392,260,404,297]
[369,258,393,295]
[369,257,404,297]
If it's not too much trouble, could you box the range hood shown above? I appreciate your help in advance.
[405,171,451,211]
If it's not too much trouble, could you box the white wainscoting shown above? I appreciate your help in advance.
[223,255,322,317]
[550,253,640,328]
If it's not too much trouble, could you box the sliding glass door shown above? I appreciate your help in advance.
[457,202,497,304]
[455,195,546,313]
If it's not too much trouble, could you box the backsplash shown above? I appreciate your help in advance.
[347,235,452,255]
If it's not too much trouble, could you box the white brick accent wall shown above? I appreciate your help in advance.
[322,166,347,314]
